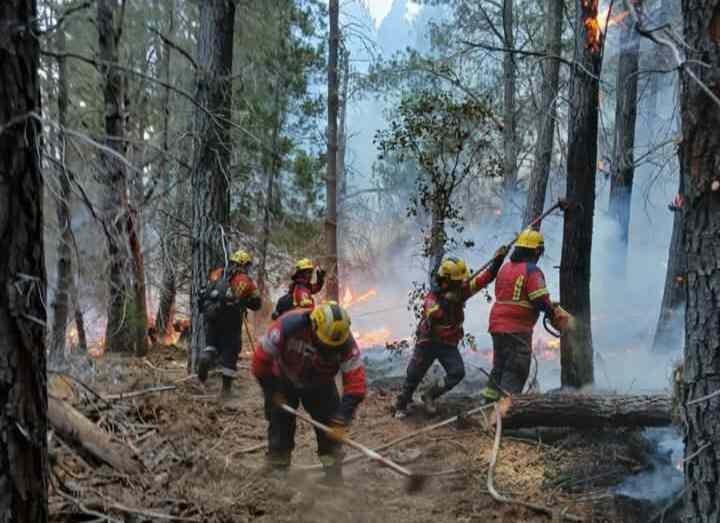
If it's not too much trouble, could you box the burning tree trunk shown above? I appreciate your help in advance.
[0,0,49,517]
[50,24,74,359]
[559,0,605,388]
[498,394,672,429]
[97,0,148,355]
[502,0,517,206]
[678,0,720,518]
[325,0,340,301]
[608,10,641,277]
[154,0,177,339]
[523,0,563,228]
[189,0,235,371]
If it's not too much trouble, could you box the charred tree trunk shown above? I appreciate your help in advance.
[0,0,49,518]
[155,0,177,339]
[523,0,563,228]
[608,11,640,277]
[189,0,235,371]
[499,394,672,429]
[502,0,517,206]
[97,0,138,354]
[559,0,604,388]
[71,280,88,353]
[50,25,74,359]
[678,1,720,519]
[325,0,340,301]
[127,208,148,356]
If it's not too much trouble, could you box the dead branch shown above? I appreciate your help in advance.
[104,385,176,401]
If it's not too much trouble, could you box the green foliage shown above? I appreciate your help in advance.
[375,90,502,262]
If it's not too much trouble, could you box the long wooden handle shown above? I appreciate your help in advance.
[280,403,414,478]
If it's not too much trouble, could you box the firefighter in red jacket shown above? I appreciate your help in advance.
[252,302,366,482]
[483,229,568,402]
[393,248,508,418]
[199,250,261,399]
[272,258,325,319]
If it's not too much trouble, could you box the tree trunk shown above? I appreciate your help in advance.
[498,394,672,429]
[652,200,686,352]
[97,0,136,354]
[428,196,446,284]
[608,11,640,277]
[338,47,350,203]
[678,1,720,519]
[50,25,74,360]
[155,0,177,338]
[559,0,604,388]
[189,0,235,371]
[523,0,563,228]
[325,0,340,301]
[127,208,148,356]
[502,0,517,206]
[0,0,49,518]
[71,280,88,353]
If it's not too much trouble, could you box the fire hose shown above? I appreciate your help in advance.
[279,403,427,493]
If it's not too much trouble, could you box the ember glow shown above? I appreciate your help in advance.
[353,327,394,349]
[597,7,629,31]
[583,0,603,53]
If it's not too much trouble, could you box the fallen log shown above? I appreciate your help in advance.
[48,396,139,474]
[498,393,672,429]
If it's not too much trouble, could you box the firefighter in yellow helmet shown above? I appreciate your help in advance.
[253,302,366,483]
[394,248,509,418]
[199,249,261,400]
[483,229,569,402]
[272,258,326,319]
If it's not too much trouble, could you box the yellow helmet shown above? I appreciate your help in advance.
[437,257,470,281]
[310,301,351,348]
[295,258,314,271]
[229,249,252,266]
[515,229,544,249]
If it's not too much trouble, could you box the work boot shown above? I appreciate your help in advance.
[319,455,343,486]
[220,376,237,401]
[421,389,438,415]
[198,346,217,383]
[392,396,410,419]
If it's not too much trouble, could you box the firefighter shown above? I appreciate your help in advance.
[483,229,568,402]
[393,248,509,418]
[272,258,326,319]
[198,249,262,400]
[252,301,366,483]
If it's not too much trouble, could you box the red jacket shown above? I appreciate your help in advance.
[291,273,323,310]
[252,310,366,398]
[489,261,553,334]
[416,268,496,346]
[208,268,262,311]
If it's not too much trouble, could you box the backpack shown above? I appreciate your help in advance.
[201,267,241,320]
[272,291,294,320]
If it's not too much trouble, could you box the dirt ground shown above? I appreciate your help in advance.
[48,342,669,523]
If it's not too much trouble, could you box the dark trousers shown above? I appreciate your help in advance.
[398,341,466,405]
[264,379,342,467]
[206,314,242,377]
[489,333,532,394]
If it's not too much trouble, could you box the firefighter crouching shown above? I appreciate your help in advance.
[394,248,508,418]
[272,258,326,319]
[198,250,262,399]
[252,302,366,482]
[483,229,570,402]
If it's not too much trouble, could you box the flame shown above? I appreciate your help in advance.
[597,7,630,30]
[585,3,629,52]
[353,327,393,349]
[341,287,378,309]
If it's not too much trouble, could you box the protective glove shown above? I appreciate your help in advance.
[327,415,350,442]
[494,244,510,260]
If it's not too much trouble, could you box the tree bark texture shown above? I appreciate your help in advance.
[97,0,139,354]
[338,47,350,203]
[559,0,604,388]
[155,0,177,337]
[127,208,148,356]
[678,1,720,519]
[189,0,235,371]
[499,394,672,429]
[502,0,517,205]
[428,196,446,285]
[325,0,340,301]
[652,202,686,352]
[0,0,49,519]
[523,0,563,228]
[608,10,640,277]
[50,25,74,359]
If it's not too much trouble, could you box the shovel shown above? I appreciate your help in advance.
[280,403,428,493]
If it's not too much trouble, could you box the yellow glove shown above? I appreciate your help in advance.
[327,418,349,442]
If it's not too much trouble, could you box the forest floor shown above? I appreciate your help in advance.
[48,340,678,523]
